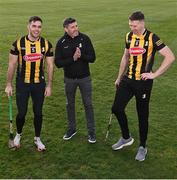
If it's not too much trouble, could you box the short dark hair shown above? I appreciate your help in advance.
[129,11,145,21]
[63,17,76,28]
[28,16,43,23]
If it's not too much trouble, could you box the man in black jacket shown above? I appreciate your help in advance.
[55,18,96,143]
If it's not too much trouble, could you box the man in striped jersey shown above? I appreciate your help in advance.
[5,16,54,151]
[111,11,175,161]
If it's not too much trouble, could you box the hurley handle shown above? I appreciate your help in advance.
[9,96,12,121]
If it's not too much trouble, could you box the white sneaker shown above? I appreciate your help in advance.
[14,133,21,148]
[34,137,46,151]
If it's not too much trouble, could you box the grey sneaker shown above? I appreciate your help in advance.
[112,137,134,150]
[135,146,147,161]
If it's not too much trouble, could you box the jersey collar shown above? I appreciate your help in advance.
[132,29,147,39]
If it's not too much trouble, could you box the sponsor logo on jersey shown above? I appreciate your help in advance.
[23,53,43,62]
[129,47,146,56]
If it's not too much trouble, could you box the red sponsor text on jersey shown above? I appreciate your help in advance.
[23,53,43,62]
[129,47,146,56]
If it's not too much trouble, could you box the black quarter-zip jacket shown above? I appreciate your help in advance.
[55,32,96,79]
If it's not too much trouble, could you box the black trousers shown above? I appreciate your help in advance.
[16,80,45,137]
[112,76,153,147]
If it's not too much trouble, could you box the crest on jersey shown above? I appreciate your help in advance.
[79,43,82,48]
[145,41,148,46]
[42,47,45,52]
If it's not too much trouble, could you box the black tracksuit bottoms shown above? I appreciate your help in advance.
[112,76,153,147]
[16,80,45,137]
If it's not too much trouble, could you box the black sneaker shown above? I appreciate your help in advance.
[88,133,96,143]
[63,129,77,140]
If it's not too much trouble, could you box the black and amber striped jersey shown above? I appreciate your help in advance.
[10,36,53,83]
[125,29,166,80]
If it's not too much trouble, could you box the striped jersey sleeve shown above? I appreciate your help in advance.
[152,34,166,51]
[45,40,53,57]
[10,40,19,55]
[125,32,130,49]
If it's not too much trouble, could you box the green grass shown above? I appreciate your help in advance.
[0,0,177,178]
